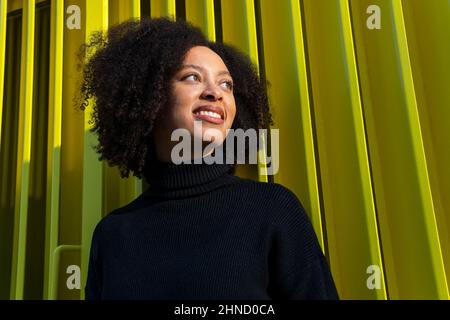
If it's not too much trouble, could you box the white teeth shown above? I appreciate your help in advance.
[195,110,222,119]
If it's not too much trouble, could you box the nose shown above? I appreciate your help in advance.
[200,81,222,101]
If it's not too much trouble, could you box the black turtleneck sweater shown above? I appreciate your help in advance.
[85,159,339,300]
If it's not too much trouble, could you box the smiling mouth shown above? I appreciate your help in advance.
[192,106,225,124]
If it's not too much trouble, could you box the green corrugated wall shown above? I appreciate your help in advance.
[0,0,449,300]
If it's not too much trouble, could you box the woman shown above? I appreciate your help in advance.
[79,17,338,300]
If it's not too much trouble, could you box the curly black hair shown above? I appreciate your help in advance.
[76,17,273,179]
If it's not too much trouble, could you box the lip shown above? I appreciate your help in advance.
[192,105,225,124]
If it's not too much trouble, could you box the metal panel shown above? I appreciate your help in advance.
[219,0,267,182]
[10,0,35,300]
[103,0,142,217]
[7,0,47,13]
[349,0,448,298]
[0,8,21,300]
[150,0,176,18]
[401,0,450,291]
[301,0,386,299]
[109,0,140,25]
[23,1,50,299]
[185,0,215,40]
[59,2,84,250]
[43,0,64,300]
[80,0,108,300]
[0,0,7,143]
[58,0,90,300]
[220,0,258,65]
[257,0,324,255]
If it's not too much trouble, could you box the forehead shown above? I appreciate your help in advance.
[182,46,229,71]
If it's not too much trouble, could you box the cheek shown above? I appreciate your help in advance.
[169,88,197,123]
[171,88,189,111]
[227,100,237,126]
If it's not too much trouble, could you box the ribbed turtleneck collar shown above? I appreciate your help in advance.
[143,155,237,199]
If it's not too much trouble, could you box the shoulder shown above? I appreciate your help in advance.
[230,176,309,222]
[233,176,304,206]
[90,189,160,240]
[89,198,140,242]
[233,179,323,262]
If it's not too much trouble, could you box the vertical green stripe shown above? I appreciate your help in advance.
[301,0,385,298]
[391,0,448,298]
[185,0,216,41]
[10,0,35,300]
[80,0,108,301]
[151,0,176,18]
[0,0,7,144]
[119,0,140,22]
[104,0,142,217]
[258,0,325,255]
[221,0,258,65]
[401,0,450,288]
[349,0,448,298]
[59,0,88,299]
[43,0,63,300]
[339,0,386,299]
[0,11,21,300]
[25,1,50,299]
[220,0,267,182]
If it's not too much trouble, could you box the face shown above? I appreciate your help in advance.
[153,46,237,161]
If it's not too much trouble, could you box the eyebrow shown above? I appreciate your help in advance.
[180,64,232,78]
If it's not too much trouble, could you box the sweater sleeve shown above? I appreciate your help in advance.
[84,221,103,300]
[267,185,339,300]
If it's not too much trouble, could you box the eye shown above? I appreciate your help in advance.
[221,80,234,91]
[183,73,200,81]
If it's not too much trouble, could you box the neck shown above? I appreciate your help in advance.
[143,152,236,199]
